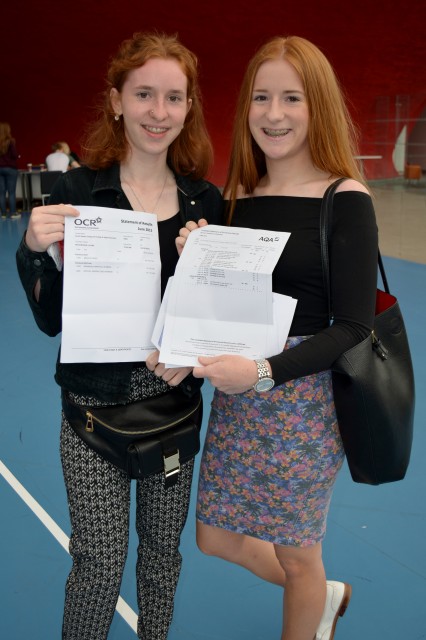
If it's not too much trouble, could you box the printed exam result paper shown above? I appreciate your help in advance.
[60,206,160,363]
[156,225,297,367]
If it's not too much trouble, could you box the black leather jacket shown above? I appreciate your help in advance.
[16,163,223,402]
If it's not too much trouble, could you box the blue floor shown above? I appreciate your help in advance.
[1,213,425,639]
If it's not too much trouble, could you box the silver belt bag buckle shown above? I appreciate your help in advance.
[163,449,181,480]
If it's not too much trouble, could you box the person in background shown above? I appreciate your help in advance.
[179,35,378,640]
[0,122,20,219]
[58,141,81,168]
[45,142,70,172]
[16,31,222,640]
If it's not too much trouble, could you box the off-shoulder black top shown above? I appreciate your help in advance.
[230,192,378,386]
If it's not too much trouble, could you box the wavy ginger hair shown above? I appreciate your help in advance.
[224,36,365,220]
[82,32,213,179]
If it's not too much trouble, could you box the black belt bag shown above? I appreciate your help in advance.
[61,389,202,485]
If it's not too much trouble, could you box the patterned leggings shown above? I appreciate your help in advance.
[60,417,194,640]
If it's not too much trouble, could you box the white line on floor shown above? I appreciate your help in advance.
[0,459,138,633]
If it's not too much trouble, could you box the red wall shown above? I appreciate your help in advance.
[3,0,426,183]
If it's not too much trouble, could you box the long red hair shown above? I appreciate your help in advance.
[82,32,213,179]
[224,36,364,221]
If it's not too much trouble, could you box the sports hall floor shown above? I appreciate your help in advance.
[1,179,425,639]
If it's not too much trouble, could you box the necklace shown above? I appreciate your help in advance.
[122,172,169,214]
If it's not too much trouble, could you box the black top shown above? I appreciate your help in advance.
[230,192,378,386]
[158,213,181,297]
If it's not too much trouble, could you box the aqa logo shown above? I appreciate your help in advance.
[258,236,280,242]
[74,217,103,227]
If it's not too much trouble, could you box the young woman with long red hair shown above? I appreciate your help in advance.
[16,32,222,640]
[180,35,378,640]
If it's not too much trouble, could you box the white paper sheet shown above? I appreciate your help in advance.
[60,206,161,363]
[156,225,296,366]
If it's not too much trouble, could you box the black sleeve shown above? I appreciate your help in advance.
[268,192,378,385]
[15,173,74,337]
[16,234,64,336]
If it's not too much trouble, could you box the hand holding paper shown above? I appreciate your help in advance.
[193,353,260,394]
[156,225,297,367]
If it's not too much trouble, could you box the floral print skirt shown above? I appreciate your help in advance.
[196,337,345,547]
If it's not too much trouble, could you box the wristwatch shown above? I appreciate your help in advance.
[253,359,275,392]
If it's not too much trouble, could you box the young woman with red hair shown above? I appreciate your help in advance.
[17,31,222,640]
[180,35,378,640]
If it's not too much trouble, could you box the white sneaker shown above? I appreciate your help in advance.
[315,580,352,639]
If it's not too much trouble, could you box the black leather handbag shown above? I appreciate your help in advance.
[320,179,415,484]
[62,388,202,486]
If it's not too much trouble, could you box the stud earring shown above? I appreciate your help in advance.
[114,114,120,121]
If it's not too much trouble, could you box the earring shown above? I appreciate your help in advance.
[114,114,120,121]
[150,110,154,116]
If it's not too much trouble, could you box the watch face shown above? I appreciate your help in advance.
[254,378,274,392]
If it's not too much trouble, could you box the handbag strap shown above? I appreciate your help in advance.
[319,178,388,322]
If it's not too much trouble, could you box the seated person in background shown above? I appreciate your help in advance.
[58,141,81,168]
[45,142,70,172]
